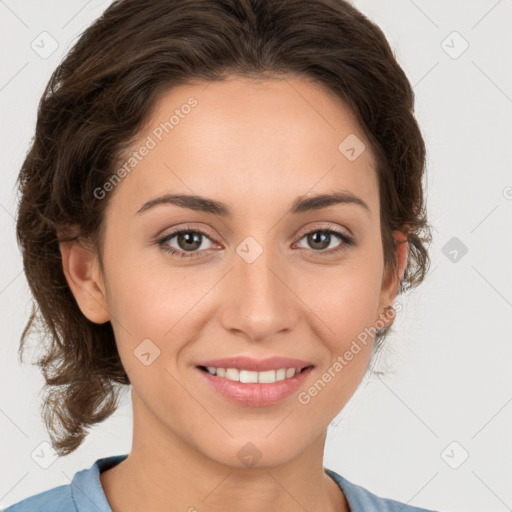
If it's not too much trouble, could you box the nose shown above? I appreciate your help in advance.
[219,241,299,342]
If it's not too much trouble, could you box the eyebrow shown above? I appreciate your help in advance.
[136,189,370,217]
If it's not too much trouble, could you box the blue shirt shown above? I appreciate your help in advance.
[2,454,441,511]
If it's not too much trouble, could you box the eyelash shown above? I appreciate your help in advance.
[156,224,355,260]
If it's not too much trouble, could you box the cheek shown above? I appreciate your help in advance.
[102,240,216,370]
[295,279,379,419]
[296,252,383,340]
[293,251,383,391]
[100,238,175,357]
[102,252,195,412]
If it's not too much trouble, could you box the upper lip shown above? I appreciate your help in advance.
[196,356,314,372]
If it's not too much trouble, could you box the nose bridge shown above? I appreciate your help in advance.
[220,235,297,340]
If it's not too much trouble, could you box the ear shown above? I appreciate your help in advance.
[376,230,408,327]
[58,232,110,324]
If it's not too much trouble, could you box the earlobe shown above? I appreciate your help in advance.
[58,233,110,324]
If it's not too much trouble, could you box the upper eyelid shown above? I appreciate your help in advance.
[295,224,349,238]
[158,225,217,243]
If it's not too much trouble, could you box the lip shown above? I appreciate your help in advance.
[195,356,313,372]
[196,364,314,407]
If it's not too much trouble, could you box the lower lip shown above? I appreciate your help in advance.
[196,366,314,407]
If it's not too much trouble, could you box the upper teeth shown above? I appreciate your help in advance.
[206,367,302,383]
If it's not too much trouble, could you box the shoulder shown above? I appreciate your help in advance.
[325,468,443,512]
[2,454,128,512]
[1,484,74,512]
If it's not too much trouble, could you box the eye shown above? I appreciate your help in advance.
[295,225,355,256]
[157,227,216,259]
[157,224,355,260]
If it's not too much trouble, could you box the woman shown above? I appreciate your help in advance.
[8,0,439,510]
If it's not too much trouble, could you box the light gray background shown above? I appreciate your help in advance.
[1,1,511,511]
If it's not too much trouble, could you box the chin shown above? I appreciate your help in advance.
[198,431,312,469]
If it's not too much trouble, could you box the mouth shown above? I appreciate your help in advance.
[195,363,315,407]
[196,364,314,384]
[197,364,313,384]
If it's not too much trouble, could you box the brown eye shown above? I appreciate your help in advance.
[296,227,355,256]
[158,229,215,258]
[175,231,203,251]
[304,231,334,250]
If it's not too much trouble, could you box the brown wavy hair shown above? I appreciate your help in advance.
[15,0,431,456]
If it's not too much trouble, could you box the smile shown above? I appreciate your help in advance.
[196,364,315,407]
[198,365,312,384]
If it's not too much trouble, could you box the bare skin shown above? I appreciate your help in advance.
[59,75,407,512]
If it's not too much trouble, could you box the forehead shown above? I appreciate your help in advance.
[106,75,378,218]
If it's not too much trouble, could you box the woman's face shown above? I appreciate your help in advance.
[76,76,404,467]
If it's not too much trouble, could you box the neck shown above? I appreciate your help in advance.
[100,391,349,512]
